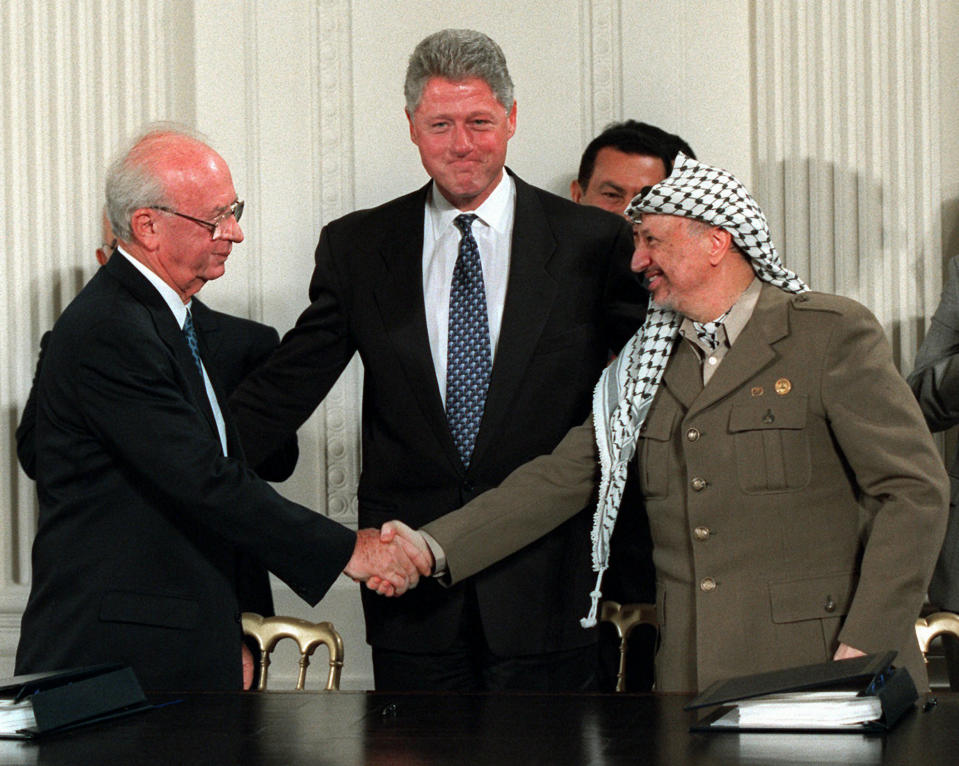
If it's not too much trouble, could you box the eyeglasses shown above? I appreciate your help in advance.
[151,199,244,239]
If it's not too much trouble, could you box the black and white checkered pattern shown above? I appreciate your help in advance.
[582,154,808,628]
[692,310,729,352]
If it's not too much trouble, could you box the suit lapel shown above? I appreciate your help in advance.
[174,298,247,459]
[105,255,224,447]
[686,284,791,418]
[370,185,463,468]
[190,304,246,458]
[469,174,558,468]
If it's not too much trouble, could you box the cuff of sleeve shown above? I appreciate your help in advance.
[418,529,447,577]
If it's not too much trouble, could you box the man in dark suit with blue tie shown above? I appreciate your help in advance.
[16,218,299,486]
[14,126,430,691]
[230,29,648,691]
[15,220,300,686]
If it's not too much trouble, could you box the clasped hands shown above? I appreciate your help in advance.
[343,521,434,596]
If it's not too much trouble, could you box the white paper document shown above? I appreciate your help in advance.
[0,698,38,736]
[711,691,883,729]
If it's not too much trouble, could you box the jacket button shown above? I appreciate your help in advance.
[824,596,836,613]
[690,477,707,491]
[686,428,700,442]
[700,577,717,592]
[693,526,711,541]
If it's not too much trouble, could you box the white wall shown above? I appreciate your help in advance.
[1,0,953,689]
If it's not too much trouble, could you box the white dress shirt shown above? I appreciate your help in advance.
[422,172,516,405]
[117,247,228,455]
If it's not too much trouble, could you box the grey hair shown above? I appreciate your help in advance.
[404,29,514,114]
[105,121,208,241]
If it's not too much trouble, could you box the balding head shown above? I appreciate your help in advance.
[105,123,243,301]
[105,124,205,241]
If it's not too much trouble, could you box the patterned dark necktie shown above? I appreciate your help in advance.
[446,213,492,468]
[692,309,730,352]
[182,309,204,376]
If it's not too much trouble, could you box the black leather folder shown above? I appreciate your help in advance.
[0,663,153,739]
[685,651,917,733]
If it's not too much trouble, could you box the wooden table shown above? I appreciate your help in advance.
[2,690,958,765]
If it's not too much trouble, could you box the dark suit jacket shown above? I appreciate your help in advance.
[15,297,299,619]
[15,253,356,690]
[908,254,959,611]
[230,173,647,655]
[16,298,299,482]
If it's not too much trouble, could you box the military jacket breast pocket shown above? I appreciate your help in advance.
[638,403,678,499]
[728,395,811,494]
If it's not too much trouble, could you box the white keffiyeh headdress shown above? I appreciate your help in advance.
[581,153,809,627]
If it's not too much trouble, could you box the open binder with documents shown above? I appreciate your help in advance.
[685,651,917,733]
[0,663,154,739]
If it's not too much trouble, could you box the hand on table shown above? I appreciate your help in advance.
[833,642,866,661]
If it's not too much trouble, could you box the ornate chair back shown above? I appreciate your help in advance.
[599,600,658,692]
[241,612,344,691]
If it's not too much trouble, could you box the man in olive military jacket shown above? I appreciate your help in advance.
[387,154,949,692]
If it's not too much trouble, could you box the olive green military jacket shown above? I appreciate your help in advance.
[424,284,948,691]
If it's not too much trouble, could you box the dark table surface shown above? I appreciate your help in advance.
[2,690,958,765]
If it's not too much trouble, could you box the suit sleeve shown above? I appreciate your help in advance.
[907,255,959,432]
[73,319,356,607]
[819,302,948,654]
[15,332,49,480]
[423,418,599,583]
[602,219,648,355]
[229,224,356,467]
[236,325,300,482]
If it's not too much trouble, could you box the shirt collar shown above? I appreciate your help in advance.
[427,171,514,239]
[679,276,762,352]
[116,246,192,328]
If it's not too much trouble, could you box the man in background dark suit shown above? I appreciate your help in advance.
[15,125,428,691]
[230,29,647,691]
[908,254,959,687]
[571,119,695,219]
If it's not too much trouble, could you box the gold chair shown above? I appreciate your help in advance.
[916,611,959,659]
[241,612,344,691]
[599,600,658,692]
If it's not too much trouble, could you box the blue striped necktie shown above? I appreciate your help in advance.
[446,213,492,468]
[182,309,204,376]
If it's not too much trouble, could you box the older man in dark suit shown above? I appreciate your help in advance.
[16,220,298,485]
[15,219,299,688]
[229,29,647,691]
[15,126,429,691]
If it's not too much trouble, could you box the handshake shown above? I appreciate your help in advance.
[342,521,435,596]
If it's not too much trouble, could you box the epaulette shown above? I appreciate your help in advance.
[789,290,854,316]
